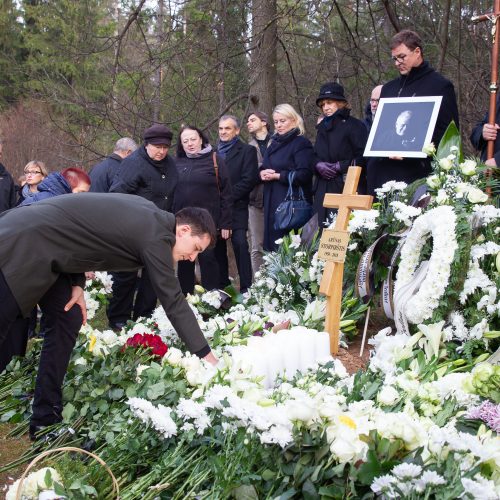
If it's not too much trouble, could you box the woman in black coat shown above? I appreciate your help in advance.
[173,125,233,294]
[312,82,368,226]
[260,104,314,251]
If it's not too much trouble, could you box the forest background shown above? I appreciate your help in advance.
[0,0,496,177]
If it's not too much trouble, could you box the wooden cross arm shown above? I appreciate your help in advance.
[323,193,373,211]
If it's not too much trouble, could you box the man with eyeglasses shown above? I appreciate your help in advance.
[366,30,459,196]
[363,85,383,131]
[0,139,16,214]
[108,124,178,331]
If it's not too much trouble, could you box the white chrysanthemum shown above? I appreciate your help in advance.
[391,462,422,479]
[371,474,396,496]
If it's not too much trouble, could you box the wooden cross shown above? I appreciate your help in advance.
[472,1,500,192]
[319,166,373,355]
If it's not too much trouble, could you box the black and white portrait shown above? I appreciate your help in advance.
[364,96,442,158]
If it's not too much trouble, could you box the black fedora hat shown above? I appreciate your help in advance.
[316,82,346,106]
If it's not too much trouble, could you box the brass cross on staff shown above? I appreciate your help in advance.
[472,0,500,191]
[319,166,373,355]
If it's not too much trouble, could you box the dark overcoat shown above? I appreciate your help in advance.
[224,139,259,229]
[366,61,459,195]
[470,94,500,164]
[313,108,368,225]
[173,150,232,230]
[0,163,16,214]
[0,194,209,355]
[260,131,314,250]
[109,146,178,211]
[89,153,122,193]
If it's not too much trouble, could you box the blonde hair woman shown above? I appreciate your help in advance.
[18,160,49,205]
[259,103,313,251]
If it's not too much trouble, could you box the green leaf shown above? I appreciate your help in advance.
[147,381,166,400]
[261,469,276,481]
[278,488,297,500]
[109,387,124,400]
[62,402,75,422]
[302,478,319,500]
[232,484,259,499]
[436,121,462,162]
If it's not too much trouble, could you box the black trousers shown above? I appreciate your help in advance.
[107,268,157,326]
[177,237,227,295]
[216,228,253,292]
[0,271,82,427]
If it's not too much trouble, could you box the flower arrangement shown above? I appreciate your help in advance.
[123,333,168,358]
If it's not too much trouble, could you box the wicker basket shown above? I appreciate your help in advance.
[15,446,119,499]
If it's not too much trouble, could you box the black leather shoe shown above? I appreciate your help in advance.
[29,424,75,442]
[109,321,126,332]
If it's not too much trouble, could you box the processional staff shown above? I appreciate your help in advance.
[472,0,500,192]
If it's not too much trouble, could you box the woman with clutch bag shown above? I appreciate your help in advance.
[313,82,368,227]
[260,104,313,251]
[173,125,233,294]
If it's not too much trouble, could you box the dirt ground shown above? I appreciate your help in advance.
[0,424,31,494]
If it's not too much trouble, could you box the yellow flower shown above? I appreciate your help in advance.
[338,414,357,429]
[88,334,97,353]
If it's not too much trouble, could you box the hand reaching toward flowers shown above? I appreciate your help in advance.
[64,285,87,325]
[203,351,219,366]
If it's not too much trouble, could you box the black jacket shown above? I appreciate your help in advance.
[173,150,232,230]
[109,146,177,211]
[223,139,259,229]
[89,153,122,193]
[470,94,500,164]
[0,163,16,214]
[261,131,314,250]
[366,61,459,195]
[313,109,368,224]
[0,194,209,355]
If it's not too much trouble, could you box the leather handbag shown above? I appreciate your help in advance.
[274,171,313,232]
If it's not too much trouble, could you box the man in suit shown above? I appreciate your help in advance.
[366,30,459,195]
[217,115,259,293]
[0,194,217,438]
[89,137,138,193]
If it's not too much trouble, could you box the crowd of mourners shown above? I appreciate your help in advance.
[0,29,498,440]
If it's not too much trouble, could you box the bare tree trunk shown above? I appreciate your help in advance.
[249,0,277,119]
[438,0,452,73]
[152,0,165,123]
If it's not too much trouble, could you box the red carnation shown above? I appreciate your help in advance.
[123,333,168,358]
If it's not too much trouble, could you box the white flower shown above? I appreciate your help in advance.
[435,189,449,204]
[460,159,477,176]
[6,467,62,500]
[163,347,183,366]
[348,209,380,233]
[467,186,488,204]
[391,462,422,479]
[377,385,400,406]
[439,157,453,170]
[390,201,422,226]
[289,234,301,249]
[422,142,436,155]
[426,174,441,189]
[371,474,396,496]
[414,470,446,492]
[461,474,499,499]
[417,321,445,360]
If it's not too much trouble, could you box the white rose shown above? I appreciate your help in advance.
[329,433,368,463]
[286,399,316,422]
[467,186,488,204]
[164,347,183,366]
[438,157,453,171]
[459,159,477,176]
[377,385,400,406]
[435,189,449,204]
[426,174,441,189]
[422,143,436,156]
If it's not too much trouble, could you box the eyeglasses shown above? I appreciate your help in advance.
[370,98,380,103]
[24,170,42,176]
[391,50,415,63]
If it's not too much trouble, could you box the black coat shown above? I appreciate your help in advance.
[313,108,368,225]
[366,61,459,195]
[173,150,232,230]
[223,139,259,229]
[109,146,178,211]
[89,153,122,193]
[0,163,16,214]
[0,194,209,355]
[470,94,500,164]
[261,130,314,251]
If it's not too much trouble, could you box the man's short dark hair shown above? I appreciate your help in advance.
[175,207,217,247]
[390,30,423,55]
[248,111,270,130]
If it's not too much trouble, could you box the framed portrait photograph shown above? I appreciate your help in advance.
[364,96,442,158]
